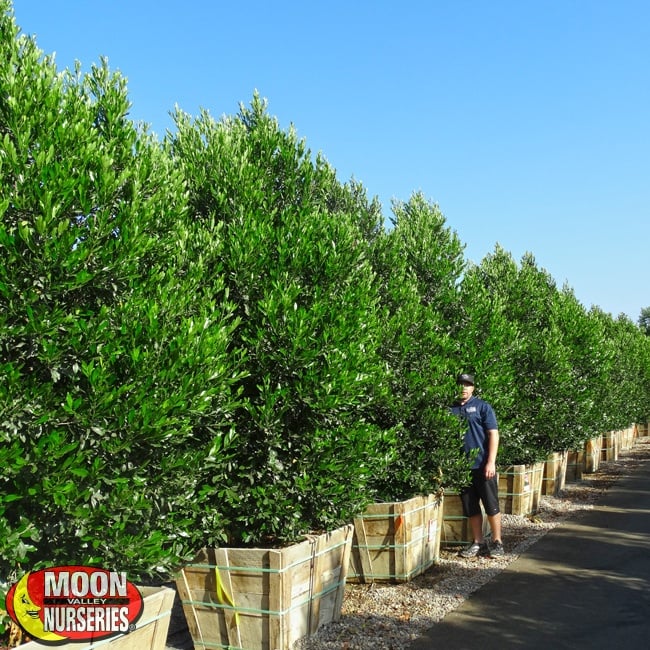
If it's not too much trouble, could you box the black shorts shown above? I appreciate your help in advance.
[460,468,500,517]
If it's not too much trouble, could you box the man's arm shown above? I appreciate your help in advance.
[484,429,499,479]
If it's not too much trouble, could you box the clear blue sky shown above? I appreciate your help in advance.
[11,1,650,321]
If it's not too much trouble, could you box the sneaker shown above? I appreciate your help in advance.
[459,541,488,558]
[489,540,505,557]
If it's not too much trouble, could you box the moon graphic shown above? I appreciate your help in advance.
[11,573,67,643]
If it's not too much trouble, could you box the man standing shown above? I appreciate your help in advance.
[450,373,504,557]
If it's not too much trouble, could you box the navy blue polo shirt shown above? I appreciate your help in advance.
[450,395,498,469]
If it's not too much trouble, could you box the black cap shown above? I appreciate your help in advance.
[456,373,475,385]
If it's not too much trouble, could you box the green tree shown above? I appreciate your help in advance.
[551,286,607,450]
[638,306,650,335]
[503,254,578,462]
[456,248,571,464]
[453,246,521,430]
[367,193,469,497]
[591,311,650,430]
[169,96,396,546]
[1,2,243,580]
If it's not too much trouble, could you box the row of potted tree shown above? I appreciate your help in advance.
[2,2,650,647]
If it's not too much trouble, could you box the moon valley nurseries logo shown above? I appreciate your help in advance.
[5,566,144,645]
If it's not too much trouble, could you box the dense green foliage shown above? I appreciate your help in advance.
[1,0,650,586]
[167,97,397,546]
[0,4,243,579]
[365,193,469,499]
[454,247,650,465]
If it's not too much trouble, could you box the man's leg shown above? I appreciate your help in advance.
[468,513,485,543]
[480,475,504,556]
[487,512,502,543]
[459,484,489,557]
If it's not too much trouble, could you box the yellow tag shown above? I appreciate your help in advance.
[215,567,240,628]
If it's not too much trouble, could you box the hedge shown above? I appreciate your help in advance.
[1,0,649,586]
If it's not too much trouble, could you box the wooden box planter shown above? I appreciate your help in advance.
[19,586,175,650]
[348,493,443,583]
[498,462,544,515]
[638,421,649,438]
[175,525,353,650]
[584,435,603,473]
[565,448,585,482]
[601,431,620,462]
[620,425,635,451]
[441,491,489,547]
[542,451,568,496]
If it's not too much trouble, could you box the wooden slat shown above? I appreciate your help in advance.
[566,448,585,482]
[351,515,374,579]
[585,436,602,473]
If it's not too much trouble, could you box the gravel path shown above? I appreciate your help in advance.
[164,438,650,650]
